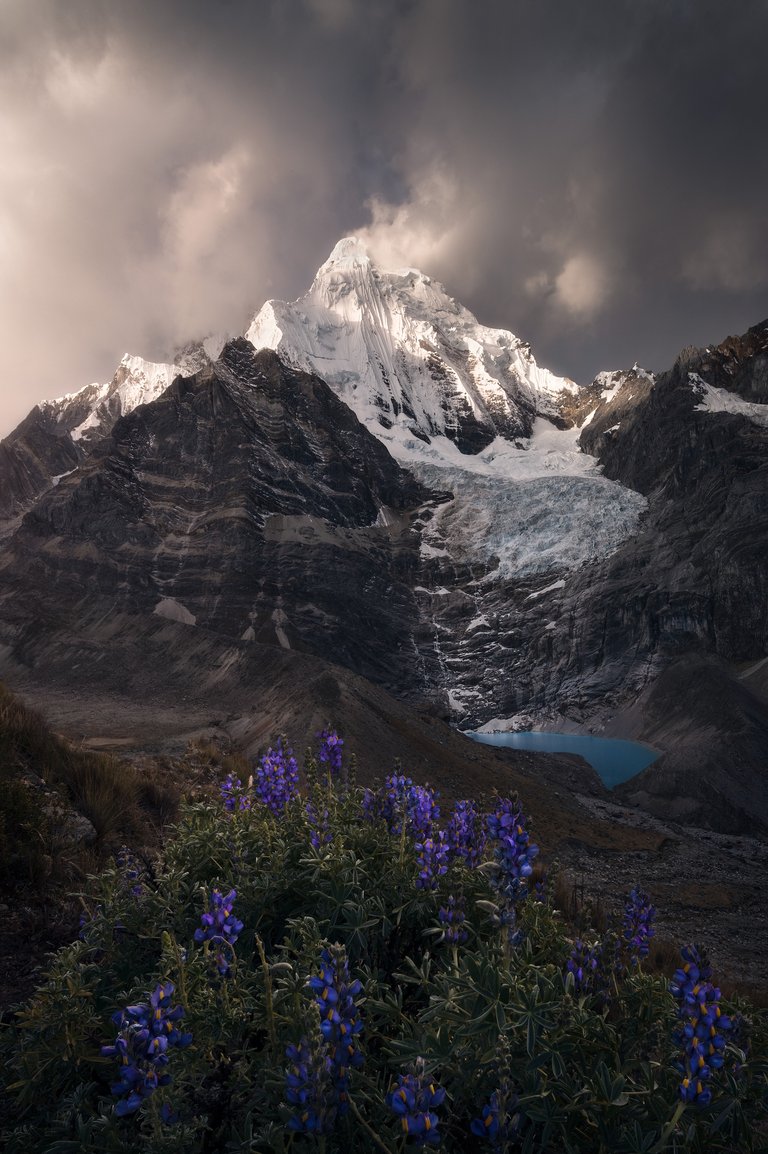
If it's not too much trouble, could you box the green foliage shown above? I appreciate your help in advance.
[0,775,51,884]
[0,750,766,1153]
[0,682,178,885]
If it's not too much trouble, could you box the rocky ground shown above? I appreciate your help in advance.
[557,792,768,995]
[3,670,765,1008]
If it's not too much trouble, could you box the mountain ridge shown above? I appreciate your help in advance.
[0,240,766,835]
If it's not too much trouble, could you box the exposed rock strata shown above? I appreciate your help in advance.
[0,343,432,691]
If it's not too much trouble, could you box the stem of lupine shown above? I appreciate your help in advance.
[347,1094,397,1154]
[255,933,277,1051]
[649,1100,686,1153]
[163,930,190,1012]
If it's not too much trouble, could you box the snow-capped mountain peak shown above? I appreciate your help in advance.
[246,236,578,461]
[245,238,646,580]
[41,337,228,446]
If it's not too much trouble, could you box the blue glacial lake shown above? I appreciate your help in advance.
[467,731,659,789]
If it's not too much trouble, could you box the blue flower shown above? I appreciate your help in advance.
[363,774,441,838]
[471,1082,520,1148]
[438,895,468,945]
[566,938,605,995]
[306,800,332,849]
[671,944,732,1108]
[414,830,449,890]
[622,887,655,964]
[115,846,146,898]
[307,946,364,1097]
[101,982,191,1119]
[285,945,364,1135]
[386,1062,446,1146]
[485,796,538,943]
[486,797,539,892]
[254,739,299,814]
[317,728,344,777]
[285,1038,337,1134]
[194,888,244,977]
[220,773,250,812]
[446,799,486,867]
[407,784,440,839]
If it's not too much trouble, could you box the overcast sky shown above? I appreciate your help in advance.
[1,0,767,435]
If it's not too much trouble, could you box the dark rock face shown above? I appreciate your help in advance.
[612,654,768,835]
[401,324,768,832]
[574,322,768,670]
[0,343,219,529]
[1,320,766,837]
[0,343,431,690]
[0,405,82,523]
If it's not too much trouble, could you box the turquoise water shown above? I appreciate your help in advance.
[466,731,659,789]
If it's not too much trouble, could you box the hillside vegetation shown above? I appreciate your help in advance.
[1,732,765,1153]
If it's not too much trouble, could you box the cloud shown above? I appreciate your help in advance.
[0,0,767,431]
[553,254,610,319]
[682,218,768,294]
[357,165,466,276]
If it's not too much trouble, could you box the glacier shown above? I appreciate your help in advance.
[247,237,646,576]
[38,236,646,578]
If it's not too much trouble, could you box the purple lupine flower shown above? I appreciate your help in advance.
[485,797,539,898]
[387,1061,446,1147]
[438,895,468,945]
[485,796,539,943]
[254,739,299,814]
[407,784,440,839]
[566,938,603,994]
[378,773,416,835]
[414,830,449,890]
[446,799,486,868]
[116,846,145,898]
[361,787,377,822]
[317,729,344,777]
[307,945,364,1106]
[622,887,655,964]
[286,945,364,1134]
[306,800,332,849]
[194,888,244,977]
[470,1080,520,1148]
[220,773,250,812]
[363,774,441,839]
[670,944,732,1108]
[101,981,191,1118]
[285,1037,337,1134]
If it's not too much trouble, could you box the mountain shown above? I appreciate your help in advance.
[0,343,433,689]
[0,338,225,529]
[0,240,766,834]
[247,236,579,455]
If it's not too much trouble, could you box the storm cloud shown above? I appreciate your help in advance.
[1,0,767,434]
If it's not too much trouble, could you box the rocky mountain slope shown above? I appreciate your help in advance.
[0,342,434,691]
[0,242,766,835]
[0,339,224,528]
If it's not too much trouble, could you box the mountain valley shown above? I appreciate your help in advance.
[0,238,766,899]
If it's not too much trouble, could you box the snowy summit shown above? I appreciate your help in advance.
[246,237,646,576]
[246,236,577,460]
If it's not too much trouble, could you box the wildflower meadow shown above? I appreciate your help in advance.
[0,732,765,1152]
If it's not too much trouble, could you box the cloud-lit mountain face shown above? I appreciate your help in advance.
[1,0,768,436]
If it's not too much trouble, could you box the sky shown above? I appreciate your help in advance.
[1,0,767,435]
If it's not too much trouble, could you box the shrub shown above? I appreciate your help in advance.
[0,732,765,1152]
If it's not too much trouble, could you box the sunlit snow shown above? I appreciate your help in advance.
[247,238,647,577]
[690,372,768,427]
